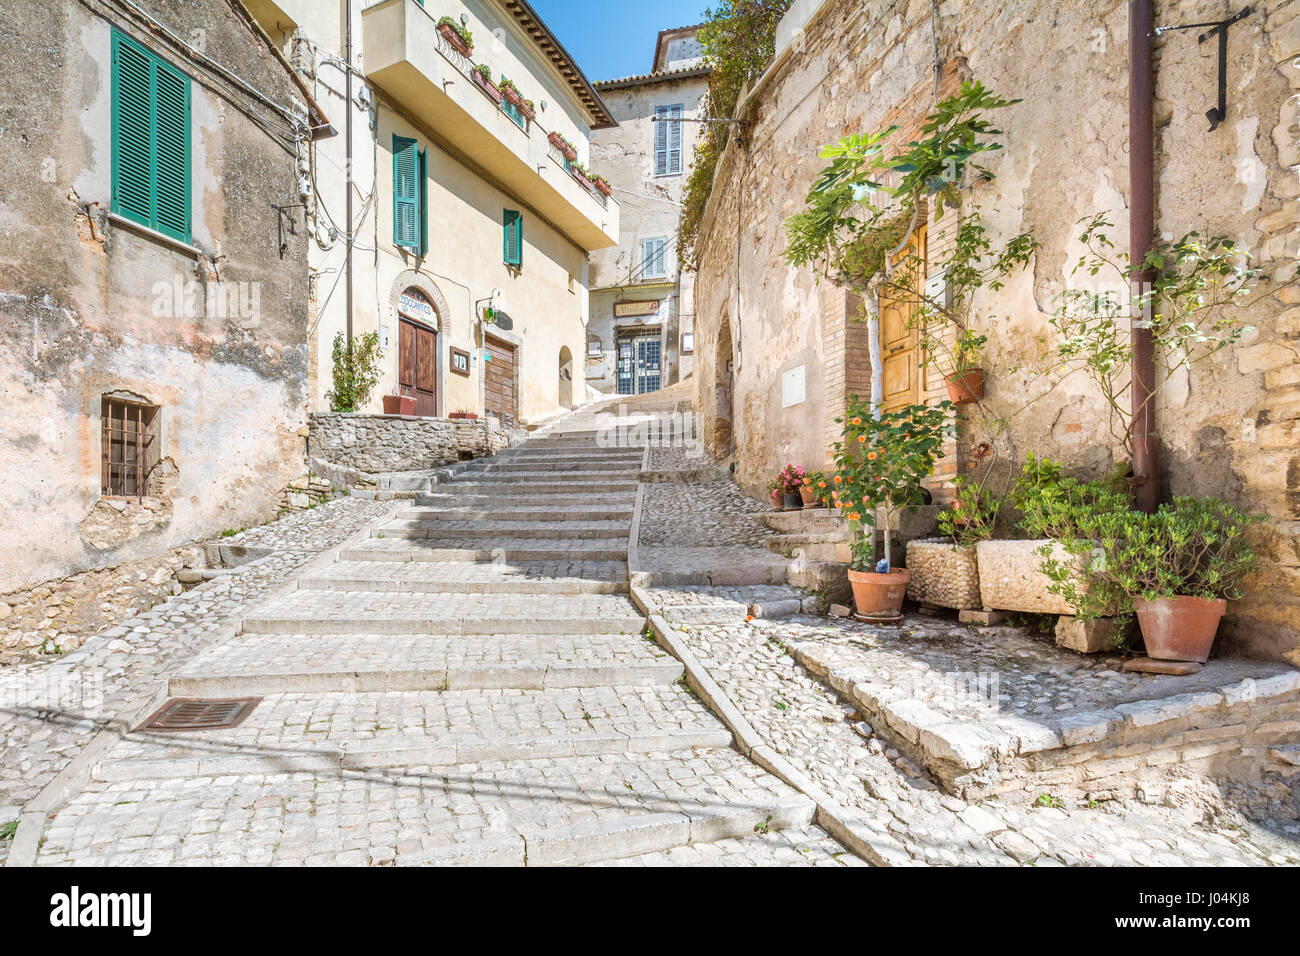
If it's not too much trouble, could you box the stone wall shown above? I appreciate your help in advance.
[692,0,1300,663]
[309,414,517,474]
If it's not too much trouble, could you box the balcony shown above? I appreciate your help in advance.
[362,0,618,250]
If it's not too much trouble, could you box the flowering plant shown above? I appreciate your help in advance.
[777,463,808,494]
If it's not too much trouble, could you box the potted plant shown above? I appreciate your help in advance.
[907,475,999,610]
[768,478,784,511]
[832,398,954,617]
[498,76,523,106]
[518,98,536,122]
[472,64,502,103]
[548,131,578,161]
[437,17,473,57]
[777,464,807,510]
[569,162,593,189]
[590,174,612,197]
[382,391,417,416]
[1041,494,1262,661]
[448,409,479,420]
[945,330,986,404]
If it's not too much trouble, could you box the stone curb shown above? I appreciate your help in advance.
[629,585,916,867]
[3,501,403,867]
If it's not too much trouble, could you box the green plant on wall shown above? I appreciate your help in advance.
[831,397,954,571]
[328,331,383,413]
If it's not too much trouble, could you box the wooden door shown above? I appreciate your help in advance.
[484,335,517,426]
[398,319,438,416]
[880,227,925,411]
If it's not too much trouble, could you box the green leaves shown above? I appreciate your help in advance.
[327,331,383,413]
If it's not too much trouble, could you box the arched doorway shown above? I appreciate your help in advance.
[711,319,734,459]
[397,287,438,416]
[558,346,574,409]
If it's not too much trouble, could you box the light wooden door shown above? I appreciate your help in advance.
[484,335,517,426]
[880,227,925,411]
[398,319,438,416]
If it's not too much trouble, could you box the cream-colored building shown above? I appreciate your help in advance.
[587,25,708,397]
[246,0,619,424]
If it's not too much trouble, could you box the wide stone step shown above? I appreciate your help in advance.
[340,538,629,563]
[414,492,636,509]
[461,460,641,474]
[375,519,627,540]
[94,685,730,781]
[651,585,818,624]
[38,750,814,867]
[394,504,635,522]
[299,559,629,595]
[449,473,640,488]
[440,479,640,495]
[170,632,680,696]
[241,590,644,635]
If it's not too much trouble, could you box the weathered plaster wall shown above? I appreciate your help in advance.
[0,1,312,595]
[693,0,1300,662]
[309,413,516,473]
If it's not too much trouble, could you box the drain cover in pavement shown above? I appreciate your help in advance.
[135,697,261,732]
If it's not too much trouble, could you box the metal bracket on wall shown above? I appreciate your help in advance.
[1153,6,1252,132]
[272,202,306,259]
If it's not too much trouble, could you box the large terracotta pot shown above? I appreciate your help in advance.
[770,490,784,511]
[382,394,417,416]
[1134,596,1226,663]
[848,568,911,616]
[945,368,984,404]
[799,485,817,508]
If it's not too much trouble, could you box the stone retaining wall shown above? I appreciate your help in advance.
[309,414,517,474]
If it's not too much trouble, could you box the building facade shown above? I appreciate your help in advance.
[0,0,327,661]
[246,0,619,425]
[587,25,708,397]
[692,0,1300,663]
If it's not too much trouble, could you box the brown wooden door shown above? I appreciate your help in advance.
[880,227,925,411]
[484,336,517,426]
[399,319,438,416]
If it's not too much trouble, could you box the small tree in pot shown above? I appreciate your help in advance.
[832,397,954,616]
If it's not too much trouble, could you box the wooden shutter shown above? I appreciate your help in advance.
[418,147,428,257]
[654,107,669,176]
[503,209,522,267]
[112,30,190,242]
[666,105,682,174]
[392,135,419,250]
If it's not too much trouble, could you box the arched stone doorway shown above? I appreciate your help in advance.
[558,346,574,410]
[711,319,734,460]
[387,271,451,418]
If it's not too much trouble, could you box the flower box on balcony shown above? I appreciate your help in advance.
[437,20,473,57]
[548,131,577,161]
[472,66,502,104]
[591,176,612,196]
[518,99,536,122]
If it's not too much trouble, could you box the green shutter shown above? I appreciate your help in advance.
[418,147,428,257]
[503,209,522,267]
[112,30,191,243]
[393,135,419,251]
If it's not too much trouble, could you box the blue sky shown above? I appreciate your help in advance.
[529,0,711,83]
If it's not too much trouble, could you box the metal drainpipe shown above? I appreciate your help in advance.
[1129,0,1159,512]
[344,0,354,345]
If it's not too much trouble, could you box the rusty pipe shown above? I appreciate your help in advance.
[1129,0,1159,512]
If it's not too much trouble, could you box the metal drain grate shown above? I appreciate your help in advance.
[135,697,261,732]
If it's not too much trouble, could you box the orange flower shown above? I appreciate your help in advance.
[867,451,877,460]
[818,480,827,488]
[833,475,843,484]
[857,435,867,444]
[851,417,862,425]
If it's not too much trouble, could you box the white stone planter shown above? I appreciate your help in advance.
[905,538,981,610]
[974,539,1079,615]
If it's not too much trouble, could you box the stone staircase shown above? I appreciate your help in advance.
[68,403,833,866]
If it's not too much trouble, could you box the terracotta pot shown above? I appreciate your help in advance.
[518,101,536,122]
[438,23,472,57]
[1134,595,1227,663]
[382,395,416,416]
[502,86,522,106]
[593,179,611,196]
[848,569,911,616]
[449,411,478,420]
[799,485,817,508]
[783,492,802,510]
[945,368,984,404]
[473,71,502,104]
[770,490,784,511]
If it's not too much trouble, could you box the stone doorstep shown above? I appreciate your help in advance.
[789,640,1300,788]
[91,728,735,783]
[168,660,685,697]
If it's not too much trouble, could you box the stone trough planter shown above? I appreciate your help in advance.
[974,539,1079,616]
[905,538,981,610]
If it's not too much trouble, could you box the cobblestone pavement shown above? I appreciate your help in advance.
[0,497,390,866]
[15,399,844,867]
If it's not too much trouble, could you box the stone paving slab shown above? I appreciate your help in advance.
[35,748,814,866]
[299,560,629,595]
[634,546,791,587]
[171,632,682,696]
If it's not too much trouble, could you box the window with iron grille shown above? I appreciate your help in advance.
[101,397,161,499]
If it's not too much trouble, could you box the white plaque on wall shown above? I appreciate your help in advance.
[782,365,806,408]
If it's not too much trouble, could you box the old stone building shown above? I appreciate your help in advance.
[692,0,1300,662]
[245,0,619,425]
[0,0,329,660]
[587,25,709,396]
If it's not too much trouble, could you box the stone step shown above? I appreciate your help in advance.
[170,632,680,696]
[394,504,635,522]
[440,479,640,494]
[241,590,644,635]
[299,559,629,595]
[40,750,814,867]
[414,492,636,508]
[340,538,629,563]
[95,685,731,781]
[375,519,628,540]
[651,585,818,624]
[449,473,640,488]
[494,449,644,462]
[461,460,641,474]
[591,825,865,867]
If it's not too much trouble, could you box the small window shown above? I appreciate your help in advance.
[101,397,161,499]
[641,237,668,279]
[503,209,523,267]
[654,104,683,176]
[681,332,694,353]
